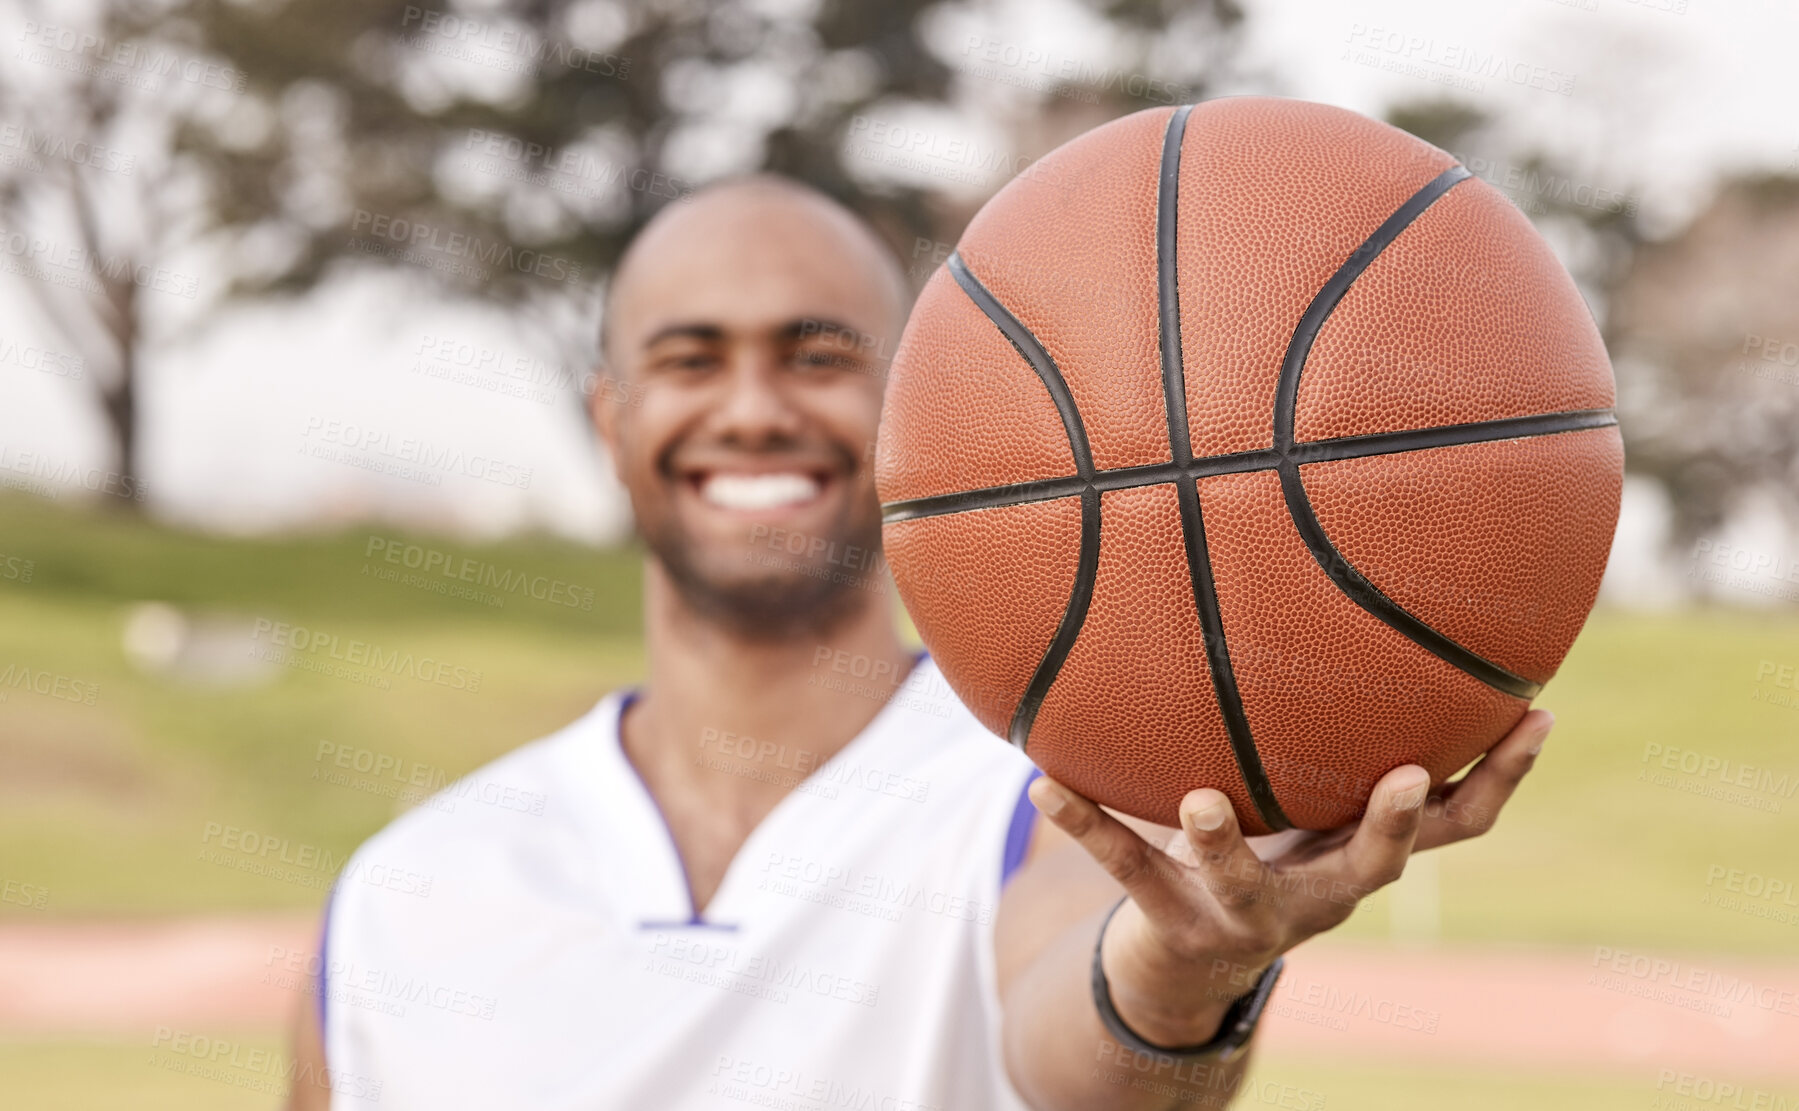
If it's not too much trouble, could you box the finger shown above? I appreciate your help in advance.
[1337,763,1431,895]
[1175,788,1278,919]
[1027,775,1189,921]
[1416,708,1554,850]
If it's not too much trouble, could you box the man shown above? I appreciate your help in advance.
[288,176,1551,1109]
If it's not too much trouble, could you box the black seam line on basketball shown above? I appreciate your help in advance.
[1272,164,1472,452]
[1288,408,1618,465]
[1009,488,1101,749]
[947,253,1095,480]
[882,450,1278,523]
[1277,470,1542,699]
[1175,478,1292,828]
[1158,104,1197,470]
[1157,104,1291,832]
[945,251,1100,750]
[1272,163,1543,701]
[879,408,1618,524]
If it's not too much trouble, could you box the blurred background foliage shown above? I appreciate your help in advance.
[2,0,1795,538]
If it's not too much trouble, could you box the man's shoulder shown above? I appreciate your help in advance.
[874,657,1037,793]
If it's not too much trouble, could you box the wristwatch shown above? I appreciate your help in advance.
[1089,896,1285,1062]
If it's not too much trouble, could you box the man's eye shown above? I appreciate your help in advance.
[653,352,717,374]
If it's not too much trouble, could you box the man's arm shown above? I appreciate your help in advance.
[994,709,1554,1110]
[285,911,331,1111]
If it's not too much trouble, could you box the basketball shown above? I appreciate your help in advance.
[875,97,1624,834]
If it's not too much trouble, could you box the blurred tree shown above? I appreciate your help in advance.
[1605,176,1799,546]
[3,0,1246,507]
[0,0,214,511]
[1392,98,1799,549]
[165,0,1244,373]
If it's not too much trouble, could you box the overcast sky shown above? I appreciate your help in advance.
[0,0,1791,596]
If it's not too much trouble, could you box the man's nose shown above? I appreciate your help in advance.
[712,348,802,444]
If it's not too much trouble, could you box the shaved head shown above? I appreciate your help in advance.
[602,176,909,366]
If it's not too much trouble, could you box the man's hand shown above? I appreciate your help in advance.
[1026,708,1553,1050]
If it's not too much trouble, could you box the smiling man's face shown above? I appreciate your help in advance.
[595,179,908,639]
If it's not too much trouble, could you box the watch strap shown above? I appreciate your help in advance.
[1089,896,1285,1062]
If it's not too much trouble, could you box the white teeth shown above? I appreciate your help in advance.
[700,472,822,511]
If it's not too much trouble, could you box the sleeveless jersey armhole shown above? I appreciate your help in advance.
[316,883,334,1042]
[999,767,1043,889]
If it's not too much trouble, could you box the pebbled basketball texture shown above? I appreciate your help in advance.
[875,97,1624,834]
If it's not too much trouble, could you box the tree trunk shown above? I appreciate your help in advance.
[97,359,142,510]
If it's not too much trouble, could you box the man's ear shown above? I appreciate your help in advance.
[590,363,621,451]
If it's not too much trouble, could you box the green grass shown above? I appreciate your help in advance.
[1,1038,1784,1110]
[1242,1053,1797,1111]
[1333,604,1799,955]
[0,1036,287,1111]
[3,490,1797,958]
[0,493,646,916]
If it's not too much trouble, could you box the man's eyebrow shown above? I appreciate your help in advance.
[641,322,726,348]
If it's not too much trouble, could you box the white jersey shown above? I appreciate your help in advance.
[320,657,1043,1110]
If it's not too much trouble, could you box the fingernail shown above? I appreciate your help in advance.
[1029,778,1067,818]
[1393,780,1428,811]
[1186,801,1227,832]
[1530,710,1554,756]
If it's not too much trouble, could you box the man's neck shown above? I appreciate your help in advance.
[624,561,917,830]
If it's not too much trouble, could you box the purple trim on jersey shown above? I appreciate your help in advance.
[636,918,740,931]
[316,884,334,1038]
[1000,767,1044,889]
[617,689,743,931]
